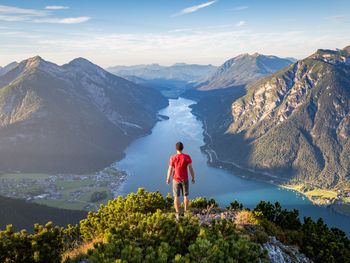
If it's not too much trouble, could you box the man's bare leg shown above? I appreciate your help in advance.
[184,196,189,212]
[174,196,180,214]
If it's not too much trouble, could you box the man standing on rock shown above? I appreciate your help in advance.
[166,141,195,219]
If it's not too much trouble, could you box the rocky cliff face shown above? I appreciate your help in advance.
[0,56,167,173]
[263,237,313,263]
[196,53,293,91]
[209,46,350,189]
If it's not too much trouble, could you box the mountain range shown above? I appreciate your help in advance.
[196,53,294,91]
[107,63,217,98]
[0,56,167,173]
[195,46,350,190]
[107,63,217,82]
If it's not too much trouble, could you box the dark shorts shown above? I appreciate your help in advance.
[173,180,189,197]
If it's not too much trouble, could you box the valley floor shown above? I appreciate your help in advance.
[282,184,350,217]
[0,166,126,211]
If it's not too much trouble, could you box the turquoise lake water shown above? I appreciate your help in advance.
[116,98,350,235]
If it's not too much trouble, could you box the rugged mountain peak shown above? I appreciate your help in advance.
[16,56,63,76]
[0,57,63,87]
[24,55,43,68]
[196,53,293,90]
[223,47,350,188]
[68,57,95,67]
[65,57,106,76]
[235,53,249,58]
[310,48,350,66]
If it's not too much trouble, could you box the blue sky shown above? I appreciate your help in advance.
[0,0,349,67]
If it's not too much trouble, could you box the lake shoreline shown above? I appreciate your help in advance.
[113,97,350,236]
[189,101,350,219]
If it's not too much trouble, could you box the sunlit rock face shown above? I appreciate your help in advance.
[263,237,313,263]
[199,46,350,189]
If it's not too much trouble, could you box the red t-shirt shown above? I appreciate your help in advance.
[169,153,192,182]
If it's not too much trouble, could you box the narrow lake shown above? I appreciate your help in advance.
[116,98,350,235]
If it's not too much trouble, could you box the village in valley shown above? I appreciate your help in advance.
[283,183,350,217]
[0,166,127,211]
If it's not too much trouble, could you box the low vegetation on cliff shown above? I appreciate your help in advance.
[1,189,349,263]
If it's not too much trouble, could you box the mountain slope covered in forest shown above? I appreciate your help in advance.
[0,56,167,173]
[0,195,86,231]
[198,46,350,190]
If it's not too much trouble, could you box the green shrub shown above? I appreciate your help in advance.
[0,222,67,263]
[227,200,244,210]
[1,189,349,263]
[253,201,301,230]
[300,217,350,263]
[189,197,218,209]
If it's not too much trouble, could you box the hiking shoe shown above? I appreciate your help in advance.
[175,213,180,220]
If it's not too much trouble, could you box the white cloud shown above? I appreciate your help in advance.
[0,5,47,16]
[0,4,88,24]
[173,1,217,16]
[0,31,25,35]
[233,6,248,11]
[1,24,349,67]
[34,16,90,24]
[25,29,349,67]
[45,6,69,10]
[168,28,194,33]
[236,21,246,27]
[0,15,28,21]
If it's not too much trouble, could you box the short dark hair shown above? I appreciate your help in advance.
[176,141,184,151]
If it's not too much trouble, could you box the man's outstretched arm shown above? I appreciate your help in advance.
[189,164,195,184]
[166,166,173,184]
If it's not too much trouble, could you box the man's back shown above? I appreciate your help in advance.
[166,142,195,218]
[169,153,192,182]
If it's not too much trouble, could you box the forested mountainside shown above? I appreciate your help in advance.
[1,189,349,263]
[196,53,293,91]
[196,46,350,190]
[0,195,86,231]
[0,56,167,173]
